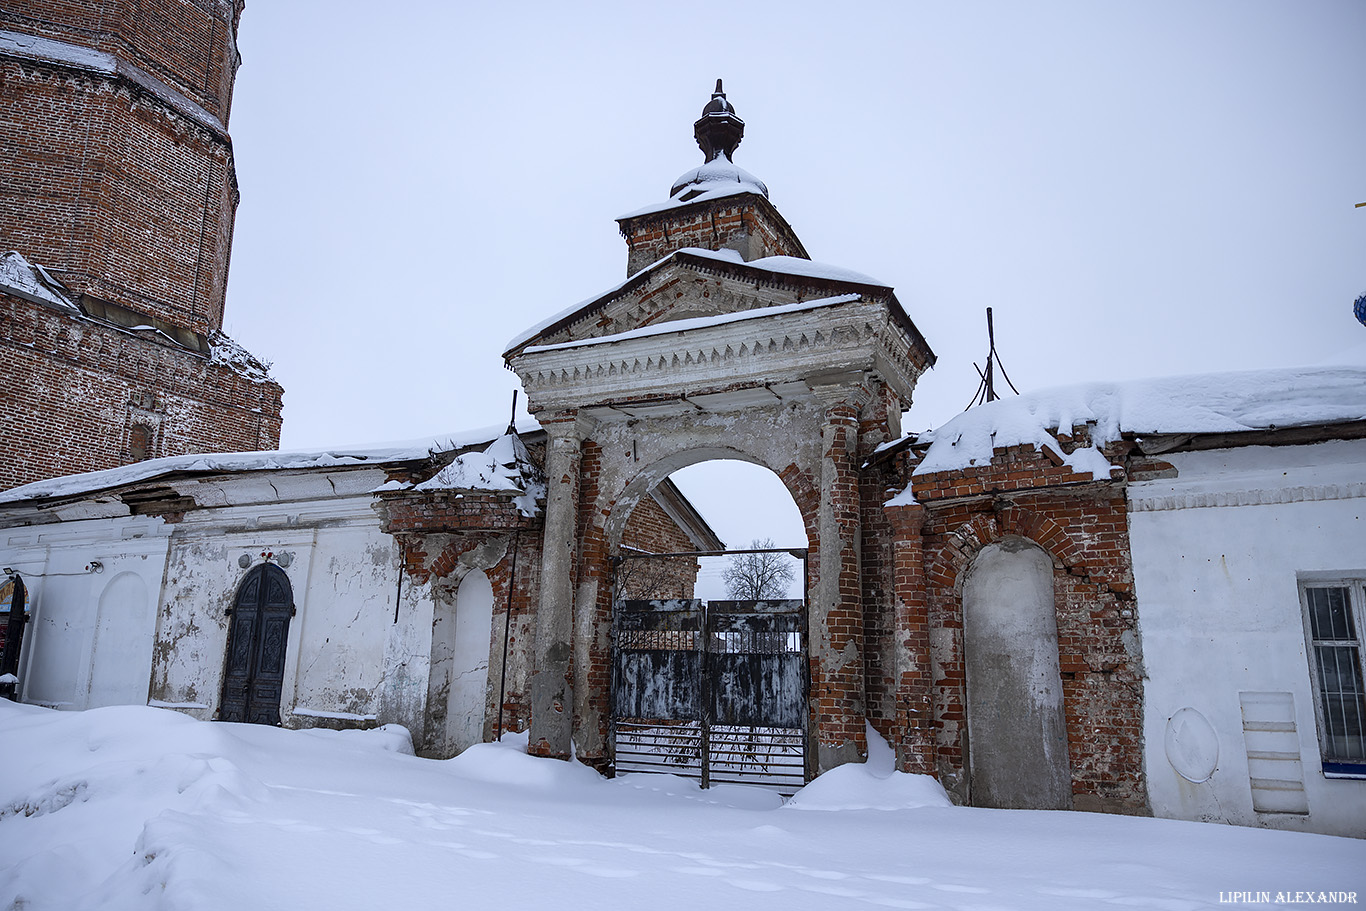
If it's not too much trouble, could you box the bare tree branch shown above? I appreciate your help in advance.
[722,538,796,600]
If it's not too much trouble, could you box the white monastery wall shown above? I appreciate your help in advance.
[4,515,170,710]
[1129,439,1366,838]
[0,467,456,741]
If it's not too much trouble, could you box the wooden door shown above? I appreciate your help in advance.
[219,564,293,725]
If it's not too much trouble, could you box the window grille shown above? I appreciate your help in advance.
[1301,580,1366,775]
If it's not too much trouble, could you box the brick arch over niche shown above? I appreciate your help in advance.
[928,507,1082,589]
[911,500,1146,814]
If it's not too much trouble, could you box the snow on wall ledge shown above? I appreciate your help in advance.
[0,419,542,506]
[898,364,1366,490]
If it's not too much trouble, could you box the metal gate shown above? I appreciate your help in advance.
[612,595,807,793]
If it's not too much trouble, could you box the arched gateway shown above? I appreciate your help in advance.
[504,82,935,775]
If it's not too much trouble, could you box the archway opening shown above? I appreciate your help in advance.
[610,458,810,793]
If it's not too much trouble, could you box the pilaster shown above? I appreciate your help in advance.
[810,379,871,772]
[527,412,583,759]
[886,499,934,774]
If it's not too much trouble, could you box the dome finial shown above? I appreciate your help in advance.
[694,78,744,162]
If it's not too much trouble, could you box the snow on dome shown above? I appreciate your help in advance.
[899,364,1366,489]
[669,151,768,202]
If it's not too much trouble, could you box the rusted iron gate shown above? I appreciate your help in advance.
[610,548,808,793]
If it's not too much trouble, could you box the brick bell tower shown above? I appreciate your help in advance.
[0,1,283,491]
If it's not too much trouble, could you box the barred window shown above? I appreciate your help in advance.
[1301,580,1366,776]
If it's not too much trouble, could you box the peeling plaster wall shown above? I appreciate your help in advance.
[150,503,406,727]
[151,527,317,719]
[286,527,402,725]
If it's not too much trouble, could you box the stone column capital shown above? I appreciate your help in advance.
[807,371,874,416]
[538,410,596,445]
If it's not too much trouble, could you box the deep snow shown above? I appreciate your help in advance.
[2,701,1361,910]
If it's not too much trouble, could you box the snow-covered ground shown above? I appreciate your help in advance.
[2,701,1362,911]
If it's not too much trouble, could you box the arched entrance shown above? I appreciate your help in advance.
[609,459,809,790]
[220,563,294,725]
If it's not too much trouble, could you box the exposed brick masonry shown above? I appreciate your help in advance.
[1,2,284,490]
[0,290,282,491]
[874,437,1147,813]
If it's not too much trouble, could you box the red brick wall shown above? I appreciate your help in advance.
[618,197,805,275]
[617,493,701,600]
[0,4,285,491]
[0,292,283,491]
[1,58,238,336]
[876,439,1147,813]
[1,0,243,121]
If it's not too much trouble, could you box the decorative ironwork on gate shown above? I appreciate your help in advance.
[610,549,808,794]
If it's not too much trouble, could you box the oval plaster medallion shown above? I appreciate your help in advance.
[1164,707,1219,783]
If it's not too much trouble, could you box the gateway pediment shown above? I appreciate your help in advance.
[505,247,931,365]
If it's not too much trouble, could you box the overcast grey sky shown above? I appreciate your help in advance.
[220,1,1364,548]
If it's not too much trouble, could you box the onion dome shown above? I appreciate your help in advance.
[669,80,768,202]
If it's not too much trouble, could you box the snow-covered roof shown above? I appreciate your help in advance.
[0,420,542,506]
[505,247,891,354]
[618,183,760,220]
[408,431,546,517]
[208,330,275,384]
[906,364,1366,481]
[523,294,862,354]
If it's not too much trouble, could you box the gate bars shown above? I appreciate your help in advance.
[609,547,810,794]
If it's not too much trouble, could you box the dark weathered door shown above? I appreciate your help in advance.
[612,599,703,722]
[220,564,293,725]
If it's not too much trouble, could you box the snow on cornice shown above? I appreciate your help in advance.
[617,183,759,221]
[0,251,77,311]
[899,364,1366,487]
[0,419,542,506]
[208,330,275,384]
[505,247,888,353]
[522,294,862,354]
[0,29,225,134]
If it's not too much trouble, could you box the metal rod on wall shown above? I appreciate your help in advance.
[496,529,521,741]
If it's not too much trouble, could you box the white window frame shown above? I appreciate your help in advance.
[1299,576,1366,779]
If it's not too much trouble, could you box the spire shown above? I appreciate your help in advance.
[693,78,745,162]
